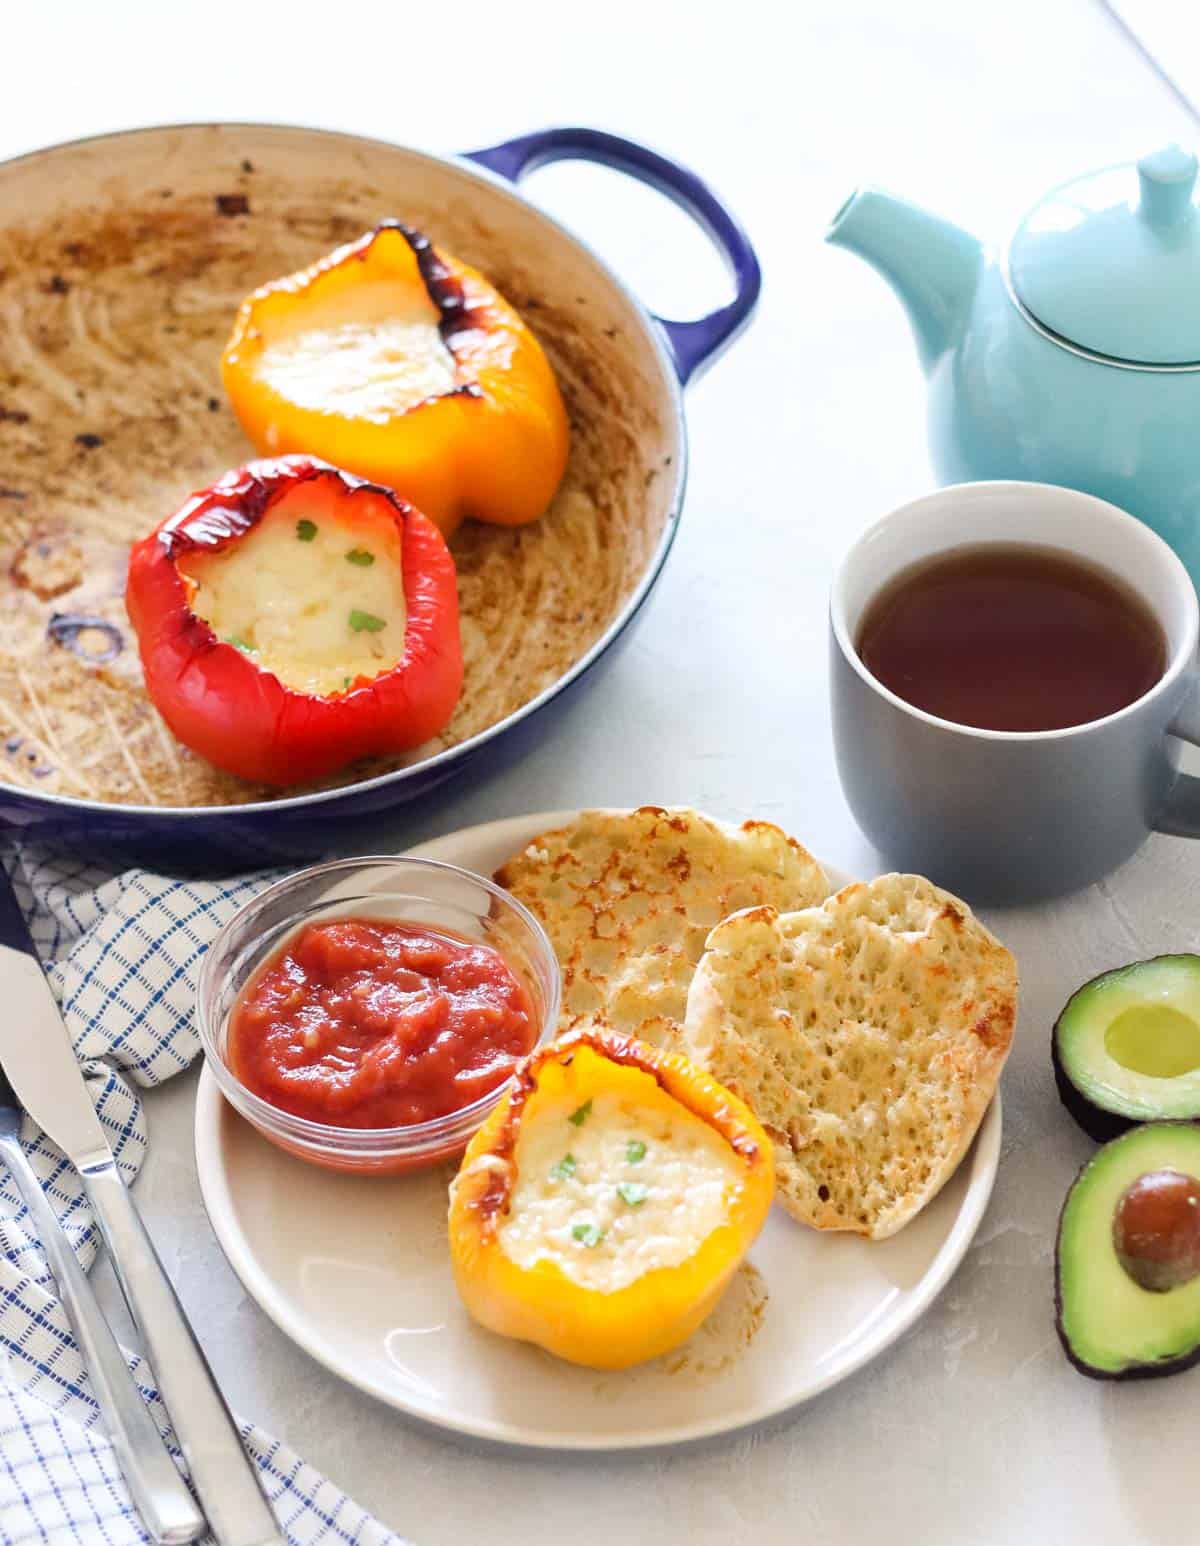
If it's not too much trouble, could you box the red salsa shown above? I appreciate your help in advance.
[229,917,536,1129]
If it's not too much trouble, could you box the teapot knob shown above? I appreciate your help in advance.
[1138,145,1198,229]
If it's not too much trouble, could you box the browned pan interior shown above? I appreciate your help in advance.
[0,125,679,808]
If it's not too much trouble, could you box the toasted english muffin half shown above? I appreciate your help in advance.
[682,874,1017,1239]
[494,806,828,1052]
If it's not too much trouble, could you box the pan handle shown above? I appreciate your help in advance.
[463,127,761,385]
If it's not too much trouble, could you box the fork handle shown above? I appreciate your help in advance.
[0,1134,206,1545]
[81,1159,285,1546]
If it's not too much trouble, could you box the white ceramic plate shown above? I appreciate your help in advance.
[194,810,1003,1451]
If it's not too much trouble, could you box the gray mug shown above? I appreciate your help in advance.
[830,482,1200,904]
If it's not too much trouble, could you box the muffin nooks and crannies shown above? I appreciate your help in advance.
[682,874,1017,1239]
[494,806,829,1054]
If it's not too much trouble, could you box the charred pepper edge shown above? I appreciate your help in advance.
[220,222,571,541]
[382,221,490,384]
[126,455,463,784]
[463,1027,768,1234]
[235,221,484,410]
[153,457,422,696]
[130,453,460,701]
[153,455,411,561]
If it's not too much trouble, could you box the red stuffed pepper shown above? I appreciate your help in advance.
[126,456,462,786]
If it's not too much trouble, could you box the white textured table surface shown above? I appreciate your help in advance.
[7,2,1200,1542]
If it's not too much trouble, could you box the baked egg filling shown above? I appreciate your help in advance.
[178,496,407,696]
[497,1090,742,1293]
[253,279,458,423]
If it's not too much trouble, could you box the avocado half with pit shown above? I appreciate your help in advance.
[1057,1122,1200,1379]
[1052,955,1200,1142]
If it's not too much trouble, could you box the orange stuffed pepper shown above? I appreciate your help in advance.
[448,1029,775,1370]
[220,222,570,538]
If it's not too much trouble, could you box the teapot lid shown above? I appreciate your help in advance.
[1009,146,1200,365]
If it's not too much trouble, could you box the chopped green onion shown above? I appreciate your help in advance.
[572,1222,604,1248]
[617,1181,649,1207]
[549,1154,577,1181]
[224,635,256,653]
[296,519,318,542]
[345,548,375,567]
[342,677,353,688]
[348,609,386,633]
[625,1140,646,1164]
[567,1099,593,1127]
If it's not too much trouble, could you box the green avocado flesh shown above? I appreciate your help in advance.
[1056,955,1200,1126]
[1058,1124,1200,1377]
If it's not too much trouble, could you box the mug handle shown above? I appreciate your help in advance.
[462,127,762,385]
[1155,669,1200,836]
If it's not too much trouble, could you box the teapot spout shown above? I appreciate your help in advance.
[827,189,982,373]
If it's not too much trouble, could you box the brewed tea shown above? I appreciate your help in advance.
[856,544,1166,732]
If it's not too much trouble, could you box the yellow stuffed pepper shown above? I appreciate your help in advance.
[448,1029,774,1370]
[221,221,570,538]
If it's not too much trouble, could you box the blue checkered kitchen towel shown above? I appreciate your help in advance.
[0,844,407,1546]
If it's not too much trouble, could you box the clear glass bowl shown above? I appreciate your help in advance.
[196,855,561,1174]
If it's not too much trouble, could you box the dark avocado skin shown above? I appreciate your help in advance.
[1051,1035,1136,1145]
[1055,1122,1200,1381]
[1052,954,1200,1143]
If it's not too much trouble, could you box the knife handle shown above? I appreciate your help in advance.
[81,1160,285,1546]
[0,1134,206,1545]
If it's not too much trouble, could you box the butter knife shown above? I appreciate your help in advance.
[0,872,284,1546]
[0,1059,205,1544]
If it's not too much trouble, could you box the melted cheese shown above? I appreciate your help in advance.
[254,279,457,422]
[180,502,407,696]
[497,1091,741,1293]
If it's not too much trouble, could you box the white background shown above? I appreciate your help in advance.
[5,1,1200,1542]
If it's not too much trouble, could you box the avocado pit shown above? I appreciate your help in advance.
[1113,1168,1200,1293]
[1057,1123,1200,1379]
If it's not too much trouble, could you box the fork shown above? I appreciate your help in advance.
[0,1063,206,1545]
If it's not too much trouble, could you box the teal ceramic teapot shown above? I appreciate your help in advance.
[828,146,1200,588]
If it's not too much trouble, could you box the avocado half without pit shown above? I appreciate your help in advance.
[1053,955,1200,1141]
[1057,1123,1200,1378]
